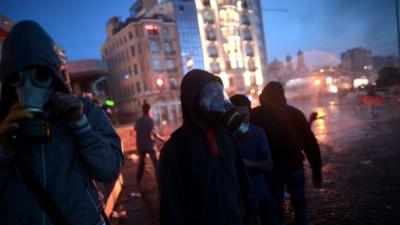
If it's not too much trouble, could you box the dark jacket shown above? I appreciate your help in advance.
[0,21,124,225]
[250,82,322,176]
[159,69,257,225]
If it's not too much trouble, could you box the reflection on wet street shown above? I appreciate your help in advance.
[112,94,400,225]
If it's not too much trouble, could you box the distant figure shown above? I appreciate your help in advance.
[250,81,322,225]
[230,94,274,225]
[134,102,164,187]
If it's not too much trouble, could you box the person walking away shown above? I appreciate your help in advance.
[159,69,260,225]
[230,94,274,225]
[250,81,322,225]
[135,102,165,188]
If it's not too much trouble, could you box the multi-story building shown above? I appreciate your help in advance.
[102,16,183,125]
[341,47,373,76]
[131,0,267,96]
[68,59,109,98]
[0,14,14,60]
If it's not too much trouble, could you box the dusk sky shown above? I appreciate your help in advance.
[1,0,398,66]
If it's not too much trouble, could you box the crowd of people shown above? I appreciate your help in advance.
[0,20,323,225]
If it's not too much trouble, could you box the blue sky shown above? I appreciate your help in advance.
[1,0,398,63]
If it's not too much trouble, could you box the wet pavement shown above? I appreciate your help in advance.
[111,94,400,225]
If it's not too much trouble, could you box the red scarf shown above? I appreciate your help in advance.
[206,126,219,156]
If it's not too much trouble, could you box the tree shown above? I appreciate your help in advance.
[376,67,400,87]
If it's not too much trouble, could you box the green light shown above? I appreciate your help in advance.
[105,99,115,107]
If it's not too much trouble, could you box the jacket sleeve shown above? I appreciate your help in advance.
[71,105,124,183]
[295,110,322,179]
[0,148,13,188]
[233,137,258,218]
[159,140,185,225]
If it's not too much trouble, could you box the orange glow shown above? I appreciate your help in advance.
[314,79,321,86]
[145,24,158,31]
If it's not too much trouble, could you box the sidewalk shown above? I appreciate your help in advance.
[110,150,160,225]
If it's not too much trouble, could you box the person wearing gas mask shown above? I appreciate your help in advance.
[230,94,274,225]
[0,21,123,225]
[250,81,322,225]
[159,69,259,225]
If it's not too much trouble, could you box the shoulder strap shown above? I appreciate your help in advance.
[15,155,71,225]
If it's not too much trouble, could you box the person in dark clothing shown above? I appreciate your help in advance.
[159,69,260,225]
[135,102,164,186]
[230,94,274,225]
[250,81,322,225]
[0,21,123,225]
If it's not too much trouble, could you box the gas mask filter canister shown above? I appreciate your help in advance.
[8,67,53,144]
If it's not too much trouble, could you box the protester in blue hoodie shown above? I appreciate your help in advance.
[0,21,124,225]
[230,94,274,225]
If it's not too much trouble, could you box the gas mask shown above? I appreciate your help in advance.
[199,81,243,132]
[8,67,54,144]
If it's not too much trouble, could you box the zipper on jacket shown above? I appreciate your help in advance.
[41,145,46,225]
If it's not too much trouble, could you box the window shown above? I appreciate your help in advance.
[134,64,138,75]
[128,31,133,40]
[166,59,175,70]
[203,0,211,6]
[162,26,169,36]
[210,61,221,74]
[248,59,256,71]
[207,45,218,57]
[130,84,135,95]
[205,27,216,41]
[149,41,160,53]
[136,82,141,93]
[163,42,173,54]
[203,11,214,24]
[250,74,257,85]
[123,35,127,43]
[130,46,136,57]
[243,28,252,41]
[170,78,178,89]
[245,44,254,56]
[229,77,234,87]
[241,13,250,25]
[152,59,161,71]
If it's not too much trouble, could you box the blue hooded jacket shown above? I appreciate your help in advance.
[0,21,124,225]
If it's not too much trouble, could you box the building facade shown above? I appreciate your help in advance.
[131,0,267,96]
[102,16,183,125]
[341,47,373,75]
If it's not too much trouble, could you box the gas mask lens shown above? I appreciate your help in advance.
[200,81,230,114]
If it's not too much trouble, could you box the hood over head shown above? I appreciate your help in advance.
[0,20,70,119]
[259,81,287,106]
[180,69,223,129]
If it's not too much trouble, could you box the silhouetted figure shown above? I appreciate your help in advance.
[230,94,274,225]
[159,69,260,225]
[250,81,322,225]
[135,102,164,187]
